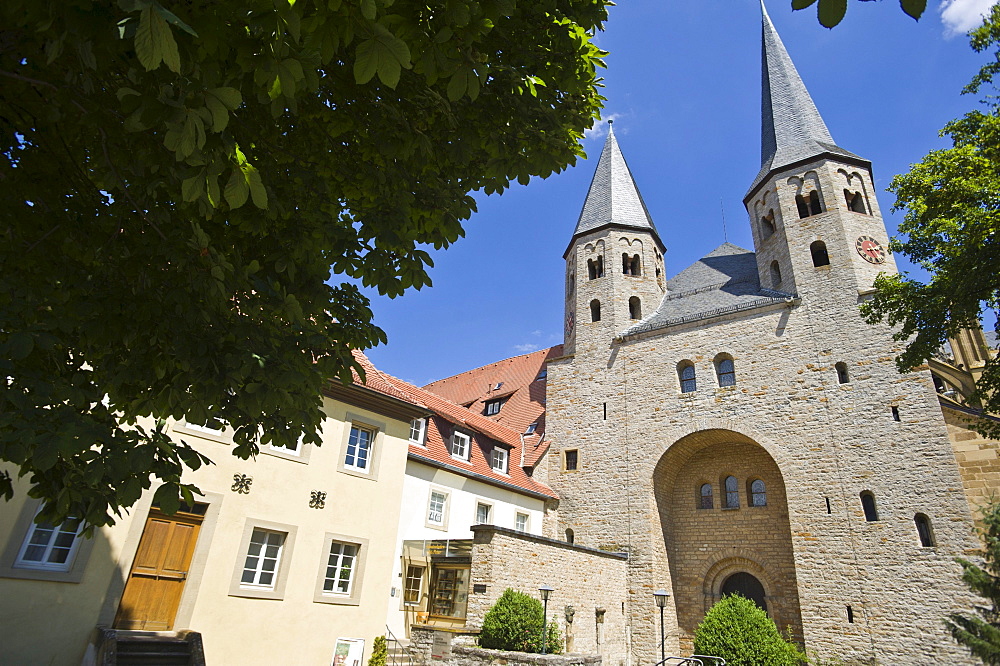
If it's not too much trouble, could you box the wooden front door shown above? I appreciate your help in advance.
[114,507,204,631]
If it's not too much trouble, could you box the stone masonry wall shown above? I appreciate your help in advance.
[466,526,629,666]
[944,405,1000,523]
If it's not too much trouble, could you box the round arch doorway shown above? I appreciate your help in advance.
[721,572,767,612]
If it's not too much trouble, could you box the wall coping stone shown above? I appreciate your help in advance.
[471,525,628,561]
[453,646,602,666]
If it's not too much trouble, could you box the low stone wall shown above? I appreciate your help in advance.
[452,646,602,666]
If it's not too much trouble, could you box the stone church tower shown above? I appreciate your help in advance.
[545,4,980,664]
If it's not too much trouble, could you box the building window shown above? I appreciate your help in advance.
[915,513,935,547]
[723,475,740,508]
[451,431,470,460]
[835,362,849,384]
[796,191,824,218]
[715,356,736,387]
[587,256,604,280]
[322,541,359,596]
[241,528,286,589]
[761,209,775,238]
[429,566,470,619]
[15,515,84,571]
[515,513,529,532]
[564,449,579,471]
[770,260,782,287]
[404,565,424,605]
[678,361,696,393]
[484,399,505,416]
[475,502,492,525]
[565,528,575,544]
[344,425,374,472]
[810,240,830,267]
[749,479,766,507]
[623,253,641,276]
[491,447,509,474]
[427,490,448,527]
[590,299,601,322]
[629,296,641,320]
[409,418,426,444]
[699,483,714,510]
[861,491,878,521]
[845,189,867,214]
[525,423,538,435]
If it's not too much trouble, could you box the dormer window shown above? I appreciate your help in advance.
[484,398,505,416]
[450,431,470,461]
[409,418,426,444]
[490,447,509,474]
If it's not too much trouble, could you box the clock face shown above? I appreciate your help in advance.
[855,235,886,264]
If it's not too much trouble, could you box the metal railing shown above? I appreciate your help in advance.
[654,656,726,666]
[385,625,407,666]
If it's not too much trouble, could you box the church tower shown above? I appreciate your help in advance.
[744,3,897,302]
[563,124,666,356]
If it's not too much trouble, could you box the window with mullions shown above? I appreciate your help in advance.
[678,361,696,393]
[484,399,505,416]
[723,475,740,508]
[716,356,736,387]
[322,541,358,596]
[699,483,713,510]
[515,513,529,532]
[490,447,508,474]
[404,565,424,605]
[15,516,84,571]
[241,528,285,589]
[409,418,426,444]
[450,431,470,460]
[748,479,766,507]
[427,490,448,527]
[344,425,374,472]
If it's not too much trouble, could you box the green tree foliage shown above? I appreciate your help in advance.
[479,588,563,654]
[791,0,927,29]
[946,501,1000,664]
[368,635,387,666]
[860,5,1000,439]
[0,0,608,527]
[693,594,805,666]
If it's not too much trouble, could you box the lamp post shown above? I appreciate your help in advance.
[539,585,554,655]
[653,589,669,665]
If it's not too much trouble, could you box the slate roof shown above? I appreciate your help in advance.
[570,125,663,250]
[749,1,863,194]
[423,346,561,468]
[621,243,795,337]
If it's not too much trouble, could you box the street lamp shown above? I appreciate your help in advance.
[653,589,670,665]
[539,585,554,655]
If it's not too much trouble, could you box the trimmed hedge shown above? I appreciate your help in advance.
[693,594,804,666]
[479,588,563,654]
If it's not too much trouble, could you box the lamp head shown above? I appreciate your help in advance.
[653,589,669,609]
[539,585,554,602]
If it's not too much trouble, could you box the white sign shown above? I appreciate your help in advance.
[332,637,365,666]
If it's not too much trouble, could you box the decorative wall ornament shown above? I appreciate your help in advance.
[231,473,253,494]
[309,490,327,509]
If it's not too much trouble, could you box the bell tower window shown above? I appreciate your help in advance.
[590,300,601,322]
[770,261,782,287]
[588,256,604,280]
[845,189,868,214]
[810,240,830,267]
[628,297,641,320]
[761,209,775,238]
[622,253,641,276]
[796,191,824,219]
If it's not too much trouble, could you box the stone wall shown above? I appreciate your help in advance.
[466,526,629,666]
[943,404,1000,522]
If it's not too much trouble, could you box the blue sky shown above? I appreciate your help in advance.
[360,0,995,387]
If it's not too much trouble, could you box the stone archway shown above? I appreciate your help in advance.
[652,429,804,647]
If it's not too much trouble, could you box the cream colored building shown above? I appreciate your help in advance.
[0,353,425,665]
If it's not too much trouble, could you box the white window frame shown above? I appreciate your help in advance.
[314,533,368,606]
[239,528,286,589]
[403,565,425,606]
[515,512,529,533]
[490,447,509,474]
[264,432,312,463]
[409,418,427,445]
[484,399,504,416]
[0,501,97,583]
[338,415,386,480]
[14,513,84,572]
[426,488,450,530]
[451,431,471,461]
[344,424,375,472]
[229,519,297,600]
[475,501,493,525]
[322,540,359,597]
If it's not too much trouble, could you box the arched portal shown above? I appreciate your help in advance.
[652,429,803,648]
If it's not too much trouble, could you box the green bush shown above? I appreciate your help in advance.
[479,588,563,654]
[693,594,805,666]
[368,635,387,666]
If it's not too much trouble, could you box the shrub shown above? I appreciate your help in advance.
[693,594,805,666]
[479,588,563,654]
[368,635,387,666]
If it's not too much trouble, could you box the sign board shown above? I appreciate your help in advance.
[332,638,365,666]
[430,632,452,661]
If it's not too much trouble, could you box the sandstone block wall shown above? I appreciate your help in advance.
[466,526,629,666]
[944,405,1000,523]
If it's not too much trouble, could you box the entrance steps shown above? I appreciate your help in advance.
[93,629,205,666]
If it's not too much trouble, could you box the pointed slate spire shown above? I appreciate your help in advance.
[571,123,662,245]
[750,1,862,192]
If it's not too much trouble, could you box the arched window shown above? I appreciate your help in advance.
[565,528,575,544]
[588,259,597,280]
[628,297,641,320]
[915,514,934,547]
[809,190,823,215]
[761,210,775,238]
[796,192,824,218]
[596,255,603,278]
[845,189,867,214]
[810,240,830,267]
[835,362,849,384]
[860,491,878,522]
[590,300,601,322]
[715,355,736,387]
[622,253,641,276]
[770,260,782,287]
[748,479,766,507]
[699,483,713,510]
[796,194,810,219]
[721,572,766,611]
[723,475,739,508]
[678,362,696,393]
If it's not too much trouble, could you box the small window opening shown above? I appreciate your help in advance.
[716,356,736,387]
[891,405,900,422]
[525,423,537,435]
[749,479,766,507]
[845,189,867,214]
[860,491,878,522]
[723,475,739,508]
[825,497,832,514]
[761,209,775,238]
[628,297,641,320]
[915,513,934,547]
[809,190,823,215]
[603,402,607,420]
[699,483,714,510]
[770,260,782,287]
[588,256,604,280]
[847,605,855,623]
[564,449,578,471]
[810,240,830,267]
[796,195,810,219]
[835,362,849,384]
[622,253,641,276]
[565,528,575,544]
[590,299,601,322]
[678,362,696,393]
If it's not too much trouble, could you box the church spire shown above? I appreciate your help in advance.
[571,123,662,247]
[750,1,862,193]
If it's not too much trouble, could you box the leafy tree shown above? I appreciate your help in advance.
[479,588,563,654]
[860,5,1000,439]
[0,0,607,526]
[946,501,1000,664]
[693,594,805,666]
[792,0,927,29]
[368,635,388,666]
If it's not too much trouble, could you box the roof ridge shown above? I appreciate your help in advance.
[423,345,560,388]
